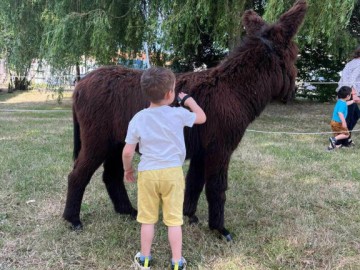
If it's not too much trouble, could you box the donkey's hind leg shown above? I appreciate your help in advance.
[183,153,206,224]
[63,149,106,229]
[103,144,137,218]
[204,153,233,241]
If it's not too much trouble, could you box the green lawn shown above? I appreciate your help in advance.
[1,90,360,269]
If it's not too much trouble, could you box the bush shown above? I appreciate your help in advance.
[296,83,337,102]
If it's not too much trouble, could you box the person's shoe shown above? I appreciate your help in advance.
[327,145,334,151]
[134,252,152,270]
[340,138,355,148]
[327,144,342,151]
[329,137,336,148]
[348,139,355,147]
[335,144,343,149]
[171,257,187,270]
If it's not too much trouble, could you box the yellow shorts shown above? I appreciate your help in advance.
[137,167,185,226]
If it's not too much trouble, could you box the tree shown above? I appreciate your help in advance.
[150,0,359,71]
[264,0,358,58]
[348,0,359,42]
[41,0,147,80]
[0,0,44,90]
[296,42,344,102]
[152,0,248,71]
[0,0,358,85]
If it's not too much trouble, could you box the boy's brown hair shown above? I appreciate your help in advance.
[140,67,176,103]
[337,86,352,99]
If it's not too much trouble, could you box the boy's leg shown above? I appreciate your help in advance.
[335,126,350,142]
[136,170,160,265]
[329,121,349,148]
[141,224,155,257]
[335,133,349,141]
[168,226,182,262]
[160,167,185,266]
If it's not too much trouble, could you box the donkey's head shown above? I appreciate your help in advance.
[243,0,308,102]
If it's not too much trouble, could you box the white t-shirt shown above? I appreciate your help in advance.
[125,106,196,171]
[337,58,360,95]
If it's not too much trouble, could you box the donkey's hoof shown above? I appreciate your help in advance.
[212,227,233,241]
[115,207,138,220]
[63,213,83,231]
[70,221,83,231]
[188,215,199,224]
[224,233,233,242]
[220,228,233,242]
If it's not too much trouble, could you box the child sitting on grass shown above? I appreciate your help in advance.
[328,86,354,150]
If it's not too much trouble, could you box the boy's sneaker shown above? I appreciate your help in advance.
[329,137,336,148]
[327,144,342,151]
[327,145,334,151]
[171,257,187,270]
[134,252,152,270]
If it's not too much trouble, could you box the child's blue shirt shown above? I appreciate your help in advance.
[332,99,348,123]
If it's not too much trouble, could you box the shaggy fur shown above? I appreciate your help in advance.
[63,0,308,239]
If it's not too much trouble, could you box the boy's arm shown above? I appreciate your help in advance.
[338,112,347,128]
[122,143,137,182]
[178,92,206,124]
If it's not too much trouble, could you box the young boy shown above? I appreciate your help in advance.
[328,86,353,150]
[122,67,206,270]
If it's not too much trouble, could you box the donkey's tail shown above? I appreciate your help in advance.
[72,107,81,161]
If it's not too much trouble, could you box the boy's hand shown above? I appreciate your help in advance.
[124,168,136,183]
[177,92,192,106]
[178,92,206,124]
[122,143,136,182]
[178,92,188,99]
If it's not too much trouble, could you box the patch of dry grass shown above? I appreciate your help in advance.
[0,89,72,110]
[1,93,360,269]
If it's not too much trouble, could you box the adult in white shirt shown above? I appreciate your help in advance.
[337,47,360,147]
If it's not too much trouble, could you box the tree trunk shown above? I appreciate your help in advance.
[9,76,30,91]
[76,62,81,83]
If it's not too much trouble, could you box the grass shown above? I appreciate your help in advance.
[1,90,360,269]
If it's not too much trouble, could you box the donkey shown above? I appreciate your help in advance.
[63,0,308,241]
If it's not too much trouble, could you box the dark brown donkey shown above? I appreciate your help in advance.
[63,0,307,240]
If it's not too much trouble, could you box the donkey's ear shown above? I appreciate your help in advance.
[242,9,266,36]
[278,0,308,41]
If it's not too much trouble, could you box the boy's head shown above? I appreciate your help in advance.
[140,67,176,103]
[337,86,352,99]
